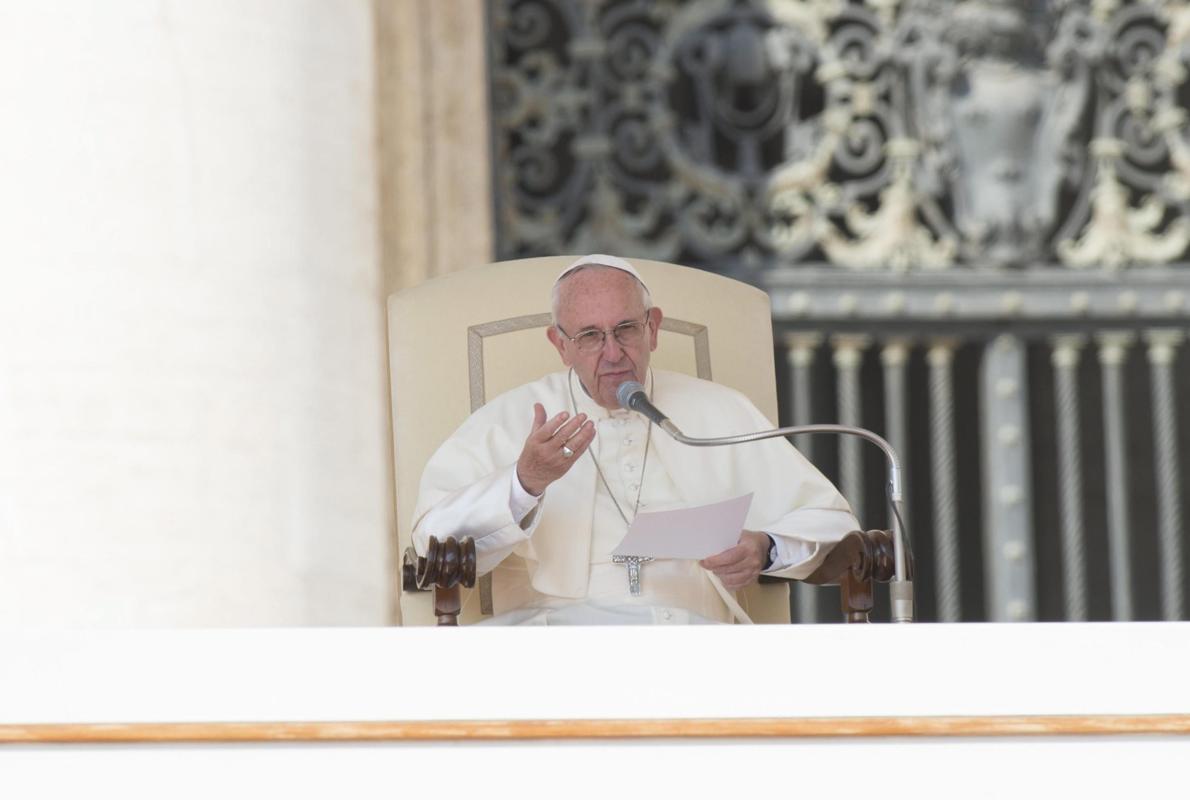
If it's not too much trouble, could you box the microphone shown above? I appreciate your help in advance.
[615,381,682,438]
[616,379,914,623]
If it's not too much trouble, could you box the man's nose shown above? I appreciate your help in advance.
[600,331,626,360]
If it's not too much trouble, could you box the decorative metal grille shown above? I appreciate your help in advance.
[490,0,1190,272]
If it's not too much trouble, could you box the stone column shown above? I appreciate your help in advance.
[376,0,495,294]
[0,4,392,626]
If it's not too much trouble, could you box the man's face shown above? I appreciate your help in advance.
[547,268,662,410]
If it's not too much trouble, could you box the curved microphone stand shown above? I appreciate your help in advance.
[619,383,914,623]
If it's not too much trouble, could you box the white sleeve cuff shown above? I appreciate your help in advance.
[764,534,816,573]
[509,469,543,526]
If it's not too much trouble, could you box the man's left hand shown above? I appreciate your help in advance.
[699,530,771,590]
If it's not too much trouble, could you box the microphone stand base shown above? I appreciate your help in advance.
[891,580,915,623]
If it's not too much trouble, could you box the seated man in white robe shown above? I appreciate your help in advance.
[412,255,859,624]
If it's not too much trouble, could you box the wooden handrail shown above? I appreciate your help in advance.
[2,714,1187,743]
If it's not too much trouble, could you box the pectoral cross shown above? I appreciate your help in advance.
[612,555,654,596]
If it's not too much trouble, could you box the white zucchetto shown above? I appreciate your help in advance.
[555,254,649,291]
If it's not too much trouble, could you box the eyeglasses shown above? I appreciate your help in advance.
[556,314,651,354]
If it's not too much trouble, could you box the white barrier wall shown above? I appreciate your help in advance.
[2,625,1188,799]
[0,3,390,625]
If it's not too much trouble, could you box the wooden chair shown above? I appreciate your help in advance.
[388,256,900,625]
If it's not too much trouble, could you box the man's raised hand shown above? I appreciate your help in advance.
[515,403,596,496]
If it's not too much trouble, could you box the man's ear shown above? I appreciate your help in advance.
[546,325,571,366]
[647,306,663,352]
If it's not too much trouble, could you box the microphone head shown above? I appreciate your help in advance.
[616,380,646,410]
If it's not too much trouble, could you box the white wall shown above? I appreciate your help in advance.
[0,2,391,625]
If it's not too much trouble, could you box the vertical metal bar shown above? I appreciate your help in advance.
[880,340,911,533]
[1146,330,1184,620]
[785,334,822,624]
[980,335,1036,622]
[928,341,961,622]
[1051,335,1088,621]
[1096,332,1134,621]
[831,336,869,520]
[785,334,822,459]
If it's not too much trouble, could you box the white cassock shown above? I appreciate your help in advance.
[412,369,859,624]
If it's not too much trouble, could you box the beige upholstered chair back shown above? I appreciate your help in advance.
[388,256,791,625]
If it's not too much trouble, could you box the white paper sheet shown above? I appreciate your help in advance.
[611,493,753,560]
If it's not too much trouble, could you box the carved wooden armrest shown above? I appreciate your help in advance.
[801,529,907,623]
[402,536,477,626]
